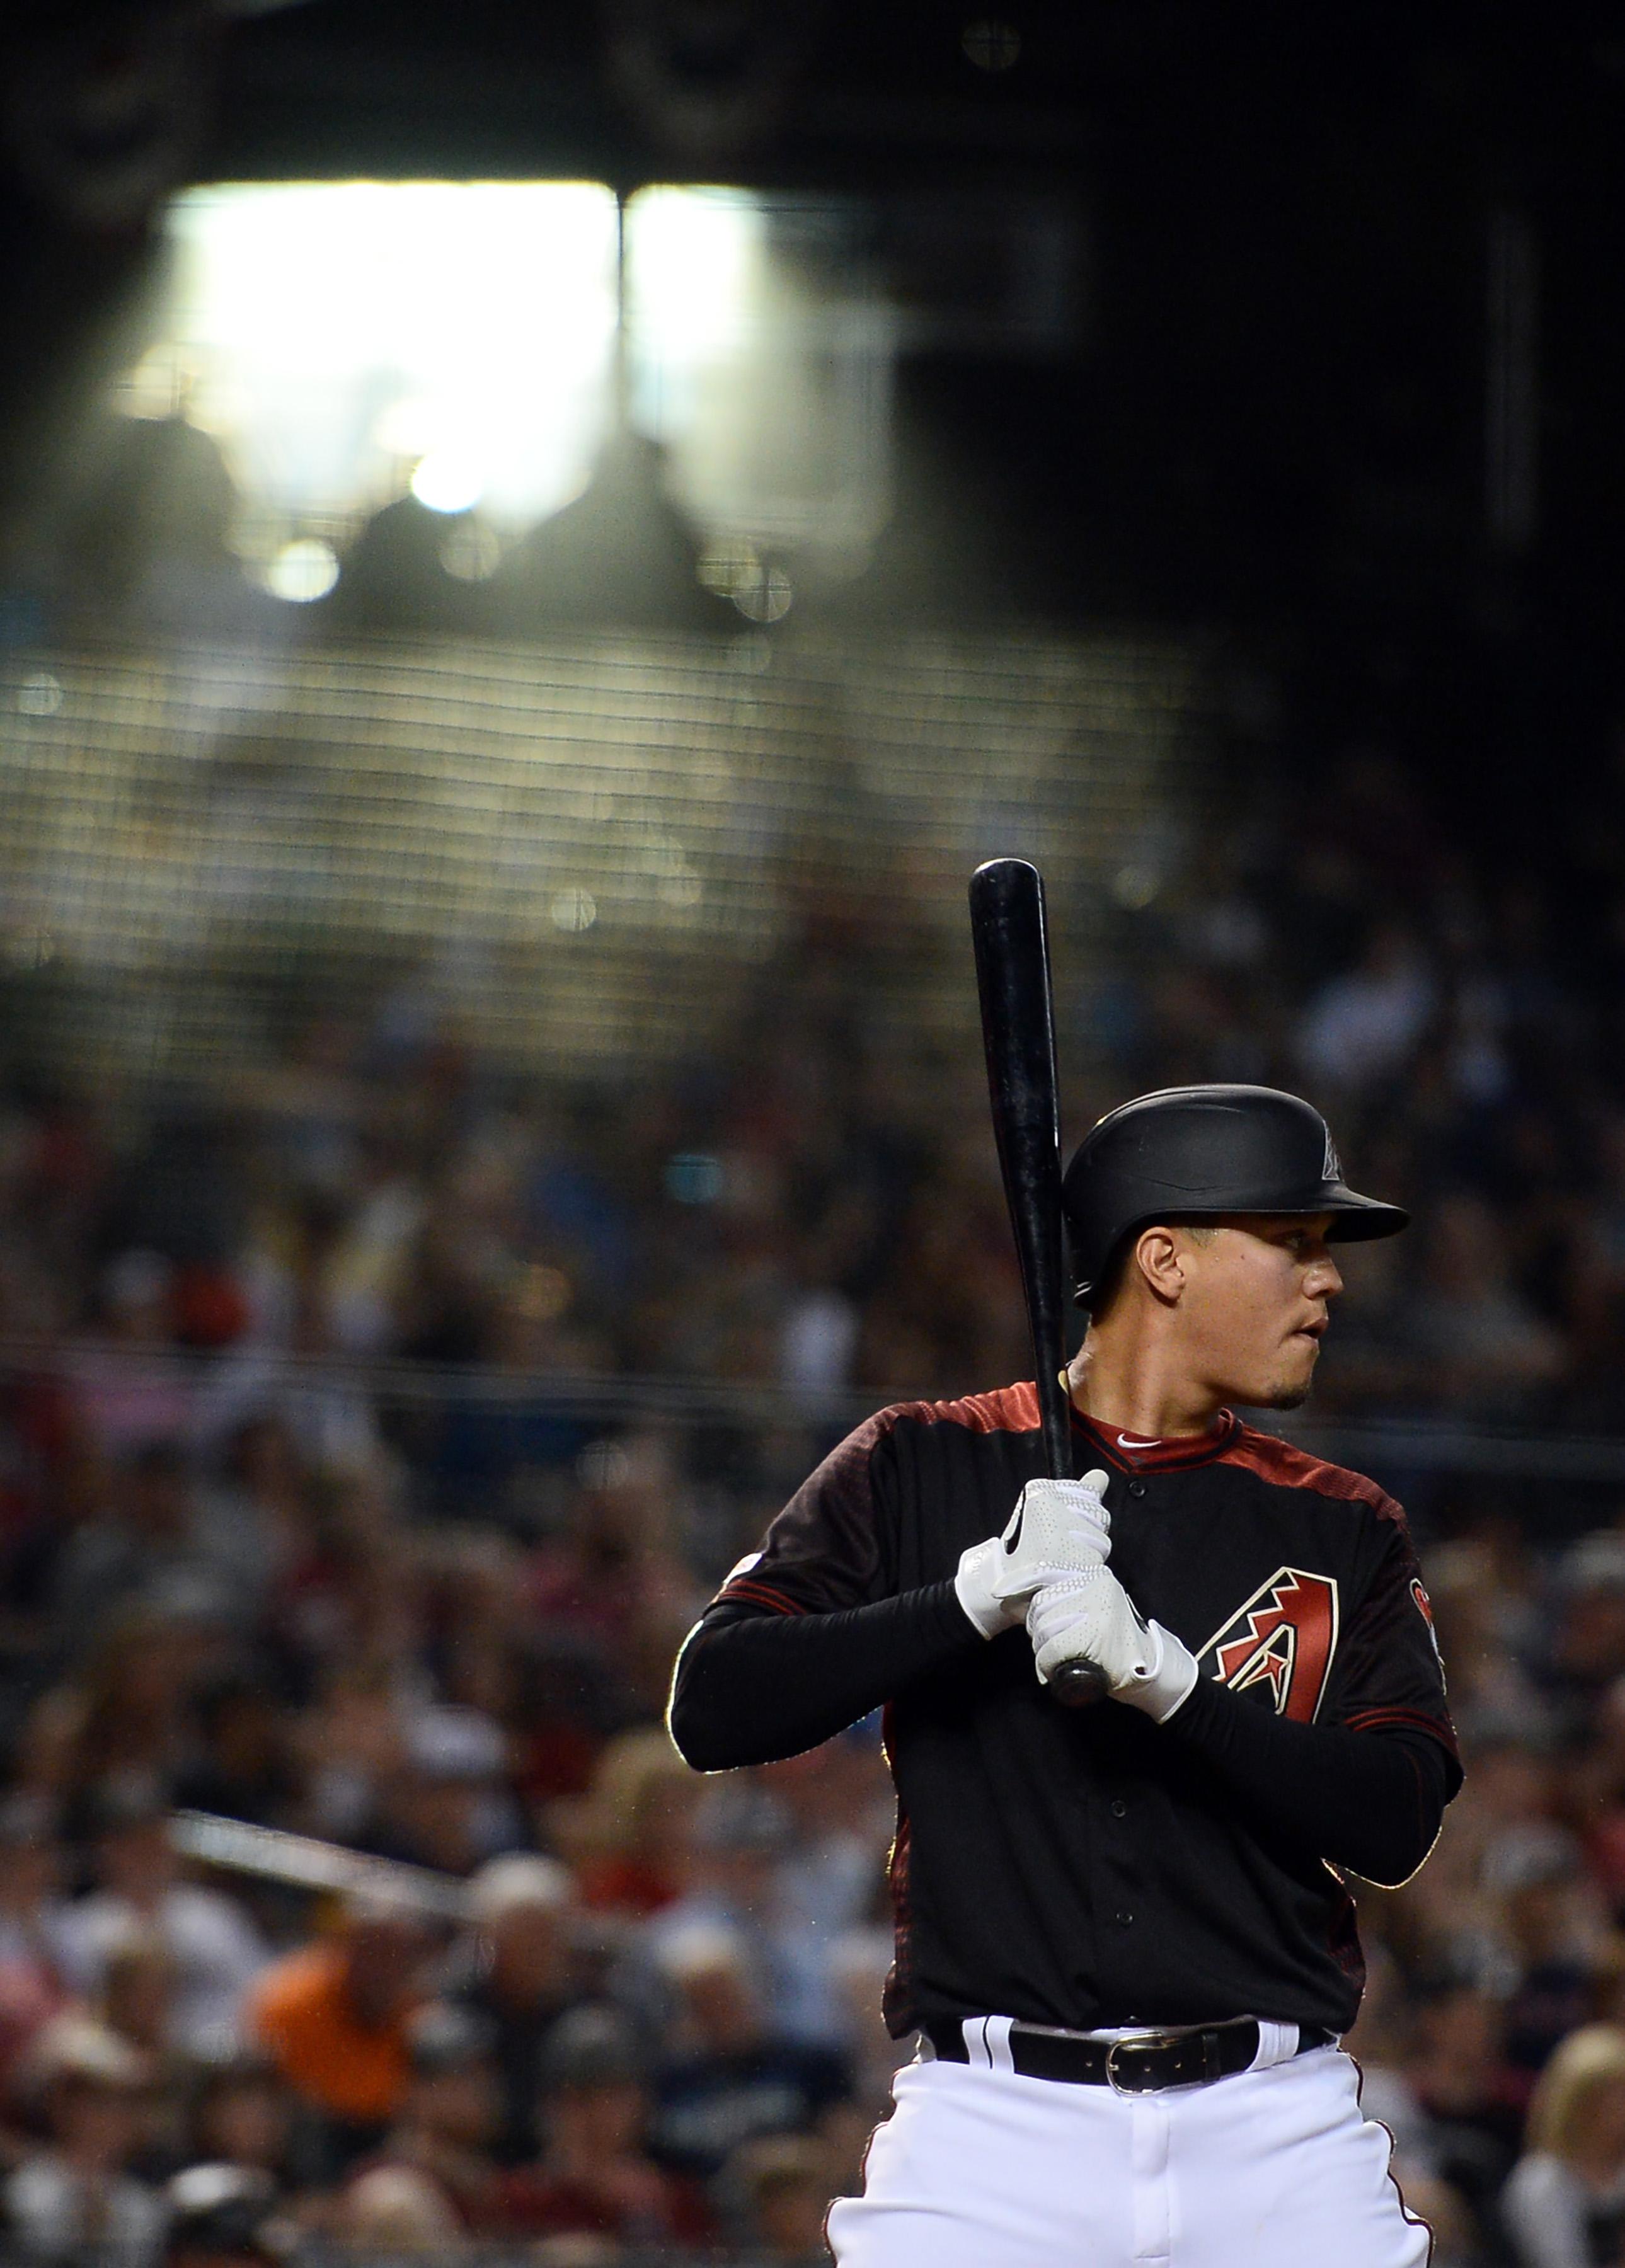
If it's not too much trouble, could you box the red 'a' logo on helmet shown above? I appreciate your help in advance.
[1197,1568,1340,1723]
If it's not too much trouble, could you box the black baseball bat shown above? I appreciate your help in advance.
[969,857,1106,1708]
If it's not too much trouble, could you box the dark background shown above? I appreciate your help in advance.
[194,3,1624,830]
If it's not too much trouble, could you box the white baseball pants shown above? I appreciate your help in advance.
[825,2037,1428,2268]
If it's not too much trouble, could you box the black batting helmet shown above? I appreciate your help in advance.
[1062,1084,1407,1309]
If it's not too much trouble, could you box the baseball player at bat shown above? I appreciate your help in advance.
[669,1083,1459,2268]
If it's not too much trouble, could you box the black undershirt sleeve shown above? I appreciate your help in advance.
[1164,1671,1456,1887]
[667,1582,979,1770]
[669,1589,1456,1887]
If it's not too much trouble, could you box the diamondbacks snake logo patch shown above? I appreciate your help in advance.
[1198,1567,1340,1722]
[1410,1576,1447,1688]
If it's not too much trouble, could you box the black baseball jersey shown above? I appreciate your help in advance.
[699,1385,1459,2041]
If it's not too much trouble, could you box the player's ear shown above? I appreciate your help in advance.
[1132,1225,1187,1306]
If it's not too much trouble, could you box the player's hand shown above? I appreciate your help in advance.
[955,1473,1113,1640]
[1025,1566,1198,1722]
[991,1472,1113,1603]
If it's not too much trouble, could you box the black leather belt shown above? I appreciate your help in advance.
[924,2016,1334,2093]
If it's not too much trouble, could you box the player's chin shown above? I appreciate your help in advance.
[1256,1379,1313,1411]
[1252,1346,1321,1410]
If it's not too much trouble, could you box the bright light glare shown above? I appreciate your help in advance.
[121,181,892,569]
[18,673,64,716]
[439,522,503,582]
[262,539,340,603]
[551,888,598,933]
[628,186,893,566]
[411,450,485,515]
[160,183,619,527]
[629,190,762,362]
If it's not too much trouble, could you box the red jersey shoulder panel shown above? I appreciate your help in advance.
[881,1381,1041,1436]
[1220,1423,1404,1523]
[711,1385,1040,1616]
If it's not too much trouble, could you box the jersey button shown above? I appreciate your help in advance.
[1128,1481,1147,1498]
[1110,1800,1128,1819]
[1114,1910,1134,1927]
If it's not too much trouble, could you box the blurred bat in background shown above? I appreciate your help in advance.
[170,1809,469,1922]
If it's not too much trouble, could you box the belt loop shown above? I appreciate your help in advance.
[962,2017,992,2069]
[1250,2020,1299,2070]
[985,2016,1016,2073]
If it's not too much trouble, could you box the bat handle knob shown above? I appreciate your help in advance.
[1050,1658,1110,1709]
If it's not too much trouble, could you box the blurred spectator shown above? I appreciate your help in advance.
[645,1782,848,2047]
[188,2058,298,2190]
[1551,1537,1625,1715]
[1297,919,1436,1096]
[173,1677,299,1834]
[331,2162,462,2251]
[1404,1196,1566,1418]
[1419,1544,1547,1749]
[724,2131,836,2259]
[1503,2024,1625,2267]
[825,1929,909,2115]
[449,1853,587,2163]
[561,1726,701,1919]
[1396,2171,1483,2268]
[1405,1974,1528,2248]
[96,1921,177,2063]
[248,1899,430,2158]
[0,1795,75,2000]
[528,1433,703,1716]
[197,1418,309,1605]
[648,1922,852,2182]
[343,2000,503,2233]
[297,1658,408,1847]
[762,1732,893,1945]
[367,1703,522,1877]
[66,1254,193,1460]
[1338,1940,1432,2178]
[49,1441,251,1635]
[6,2015,164,2265]
[1492,1839,1609,2075]
[495,2004,713,2247]
[162,2163,284,2268]
[18,1615,200,1806]
[54,1778,267,2062]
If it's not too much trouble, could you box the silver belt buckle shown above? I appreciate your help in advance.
[1104,2030,1185,2095]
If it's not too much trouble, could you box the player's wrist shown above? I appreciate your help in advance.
[1115,1620,1199,1723]
[955,1537,1021,1640]
[1026,1575,1197,1721]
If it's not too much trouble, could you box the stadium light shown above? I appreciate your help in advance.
[135,182,622,532]
[114,180,892,600]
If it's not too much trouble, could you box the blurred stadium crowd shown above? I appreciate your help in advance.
[0,741,1621,2263]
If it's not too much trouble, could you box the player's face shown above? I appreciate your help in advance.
[1176,1213,1343,1411]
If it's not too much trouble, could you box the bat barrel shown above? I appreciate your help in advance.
[968,858,1073,1479]
[970,859,1105,1712]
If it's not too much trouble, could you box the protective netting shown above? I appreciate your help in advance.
[0,632,1197,1090]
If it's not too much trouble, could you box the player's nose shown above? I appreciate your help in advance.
[1307,1251,1343,1300]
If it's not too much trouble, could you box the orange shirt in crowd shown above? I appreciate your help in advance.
[249,1945,412,2126]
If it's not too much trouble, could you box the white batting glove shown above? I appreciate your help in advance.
[954,1473,1112,1641]
[1025,1566,1198,1722]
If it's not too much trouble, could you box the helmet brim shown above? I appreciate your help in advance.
[1322,1187,1410,1242]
